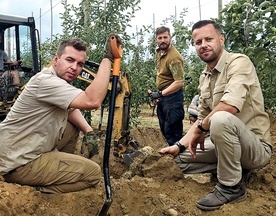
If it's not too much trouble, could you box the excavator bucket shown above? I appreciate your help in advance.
[122,150,144,167]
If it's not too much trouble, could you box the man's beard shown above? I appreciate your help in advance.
[159,42,170,51]
[199,48,219,63]
[199,53,218,63]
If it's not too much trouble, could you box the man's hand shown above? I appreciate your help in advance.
[159,145,179,157]
[81,131,99,158]
[17,60,23,66]
[103,34,122,62]
[188,127,206,159]
[149,91,162,100]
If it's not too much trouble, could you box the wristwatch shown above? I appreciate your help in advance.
[174,141,186,153]
[197,119,209,132]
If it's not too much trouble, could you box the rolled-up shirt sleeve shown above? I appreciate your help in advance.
[220,55,255,112]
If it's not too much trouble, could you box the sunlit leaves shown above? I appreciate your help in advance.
[39,0,275,118]
[216,0,276,113]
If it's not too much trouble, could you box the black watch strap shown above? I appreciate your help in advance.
[174,141,186,153]
[197,119,209,132]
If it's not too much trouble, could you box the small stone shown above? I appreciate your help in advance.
[167,208,178,216]
[263,173,274,184]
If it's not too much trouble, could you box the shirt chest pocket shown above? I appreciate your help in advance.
[201,91,212,108]
[213,85,225,107]
[201,85,226,109]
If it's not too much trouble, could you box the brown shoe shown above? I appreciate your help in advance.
[196,183,247,210]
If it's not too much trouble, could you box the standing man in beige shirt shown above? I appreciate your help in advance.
[160,20,272,210]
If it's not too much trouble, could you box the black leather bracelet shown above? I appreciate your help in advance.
[174,141,186,153]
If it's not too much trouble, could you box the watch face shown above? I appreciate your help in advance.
[198,119,202,127]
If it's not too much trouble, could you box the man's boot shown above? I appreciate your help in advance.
[196,182,247,210]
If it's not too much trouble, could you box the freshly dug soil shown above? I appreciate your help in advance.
[0,111,275,216]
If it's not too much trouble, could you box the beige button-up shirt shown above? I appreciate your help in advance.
[0,66,82,175]
[198,50,271,145]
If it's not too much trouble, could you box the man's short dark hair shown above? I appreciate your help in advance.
[155,26,171,37]
[192,20,222,34]
[57,38,87,56]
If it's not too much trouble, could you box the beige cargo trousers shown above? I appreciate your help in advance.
[175,111,272,186]
[3,122,101,194]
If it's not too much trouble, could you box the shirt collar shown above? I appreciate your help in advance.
[202,49,228,75]
[48,65,57,76]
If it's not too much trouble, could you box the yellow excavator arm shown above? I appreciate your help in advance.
[80,61,139,161]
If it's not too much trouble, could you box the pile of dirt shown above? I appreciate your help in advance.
[0,115,275,216]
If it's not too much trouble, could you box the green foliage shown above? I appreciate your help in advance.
[183,52,205,104]
[38,34,65,68]
[59,0,141,63]
[216,0,276,113]
[38,0,275,128]
[124,29,156,126]
[20,43,34,70]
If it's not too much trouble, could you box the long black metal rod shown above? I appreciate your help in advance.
[98,75,119,216]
